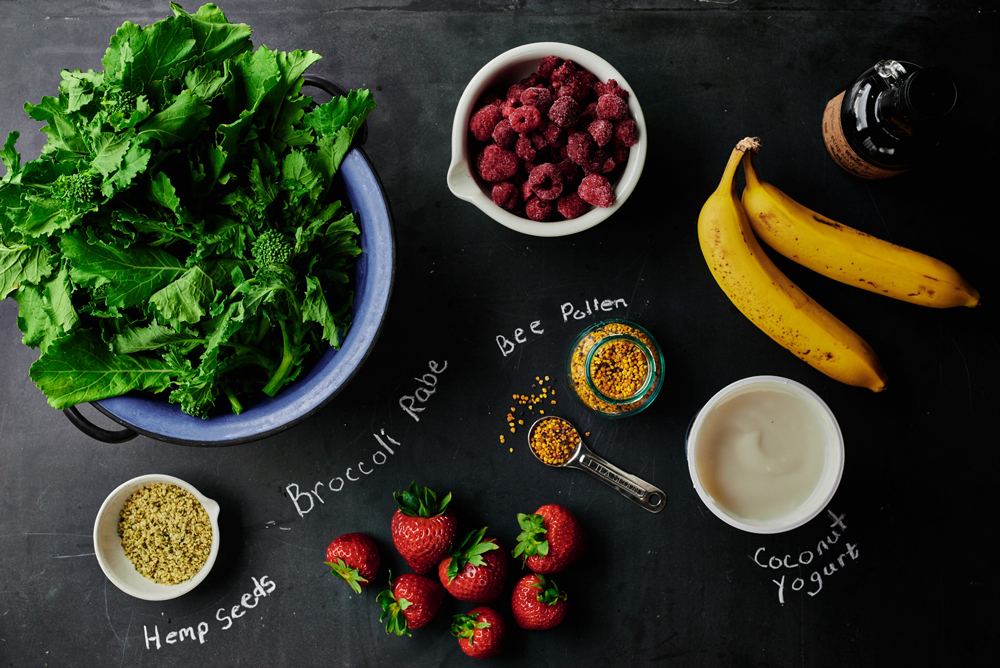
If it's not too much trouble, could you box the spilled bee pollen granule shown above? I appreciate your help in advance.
[117,483,212,585]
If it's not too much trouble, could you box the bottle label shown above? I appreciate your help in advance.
[822,92,905,179]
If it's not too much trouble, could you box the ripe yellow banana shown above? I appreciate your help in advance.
[741,151,980,308]
[698,138,888,392]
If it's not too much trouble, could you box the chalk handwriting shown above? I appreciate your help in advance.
[560,298,627,322]
[399,360,448,421]
[286,429,401,518]
[144,575,276,650]
[749,510,859,605]
[496,321,544,357]
[216,575,277,630]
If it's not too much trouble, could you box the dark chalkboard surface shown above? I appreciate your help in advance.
[1,1,996,666]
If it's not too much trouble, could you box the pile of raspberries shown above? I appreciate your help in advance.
[468,55,638,222]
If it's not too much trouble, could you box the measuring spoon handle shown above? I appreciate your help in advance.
[573,445,666,513]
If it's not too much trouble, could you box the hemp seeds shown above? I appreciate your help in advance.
[117,483,212,585]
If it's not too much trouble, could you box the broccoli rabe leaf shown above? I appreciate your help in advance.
[14,266,78,353]
[29,329,180,410]
[61,232,185,308]
[1,131,22,178]
[1,242,53,300]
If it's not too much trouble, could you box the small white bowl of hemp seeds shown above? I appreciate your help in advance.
[93,474,220,600]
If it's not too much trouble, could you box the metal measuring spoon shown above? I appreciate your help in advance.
[527,416,666,513]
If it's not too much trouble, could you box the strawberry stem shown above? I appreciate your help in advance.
[376,571,412,637]
[394,481,453,518]
[445,527,498,583]
[325,557,367,595]
[513,512,549,565]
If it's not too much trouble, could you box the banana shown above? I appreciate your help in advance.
[741,151,980,308]
[698,138,888,392]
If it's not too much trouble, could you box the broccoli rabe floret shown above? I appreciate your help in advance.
[52,173,99,204]
[252,229,294,267]
[103,90,137,117]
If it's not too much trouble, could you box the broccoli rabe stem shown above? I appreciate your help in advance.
[224,387,244,415]
[262,319,295,397]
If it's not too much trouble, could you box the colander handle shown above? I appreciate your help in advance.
[63,406,137,444]
[301,73,369,146]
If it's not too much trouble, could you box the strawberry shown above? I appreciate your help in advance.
[438,527,508,604]
[325,532,380,594]
[451,606,507,659]
[511,573,568,630]
[390,481,458,575]
[377,571,446,636]
[513,504,587,574]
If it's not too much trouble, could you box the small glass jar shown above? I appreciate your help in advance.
[566,319,664,418]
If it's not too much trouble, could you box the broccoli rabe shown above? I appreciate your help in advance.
[252,229,294,267]
[52,173,98,204]
[103,90,137,118]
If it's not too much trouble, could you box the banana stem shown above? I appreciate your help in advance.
[716,148,745,195]
[742,149,763,189]
[716,137,762,195]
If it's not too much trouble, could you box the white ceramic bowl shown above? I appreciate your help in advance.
[447,42,647,237]
[93,474,221,600]
[686,376,845,534]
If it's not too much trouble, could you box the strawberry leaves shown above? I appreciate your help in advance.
[450,611,490,645]
[376,572,413,637]
[530,574,568,606]
[513,512,549,564]
[325,557,368,595]
[444,527,499,584]
[393,481,453,518]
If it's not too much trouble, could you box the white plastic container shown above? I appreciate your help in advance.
[93,474,220,600]
[686,376,845,534]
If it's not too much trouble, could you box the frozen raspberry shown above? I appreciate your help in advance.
[528,163,564,201]
[594,79,629,100]
[577,174,615,208]
[509,105,543,134]
[547,97,580,128]
[543,122,562,145]
[491,119,515,148]
[521,87,553,113]
[525,196,554,222]
[530,132,548,149]
[477,91,505,109]
[470,105,503,142]
[477,145,519,183]
[614,118,638,147]
[537,55,563,79]
[492,182,520,211]
[555,159,581,184]
[501,100,520,118]
[520,180,535,202]
[556,192,588,219]
[506,84,527,104]
[515,135,537,162]
[582,101,598,122]
[580,150,615,175]
[550,60,577,87]
[610,144,629,165]
[588,119,613,147]
[596,94,628,121]
[520,73,544,88]
[557,72,593,104]
[566,131,596,166]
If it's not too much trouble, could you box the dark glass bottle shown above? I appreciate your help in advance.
[822,60,957,179]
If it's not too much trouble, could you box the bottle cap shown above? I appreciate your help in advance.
[903,67,957,121]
